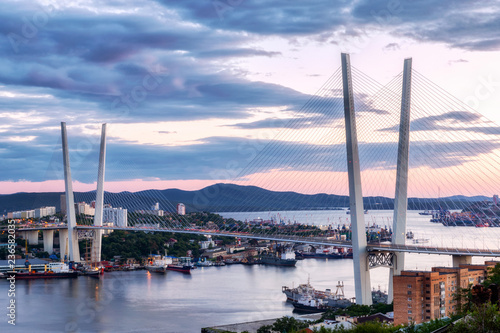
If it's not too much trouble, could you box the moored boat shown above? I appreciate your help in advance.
[282,279,352,309]
[167,257,192,273]
[260,249,296,267]
[145,254,170,274]
[4,262,78,280]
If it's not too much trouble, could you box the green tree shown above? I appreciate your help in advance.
[271,316,309,332]
[450,302,500,333]
[484,263,500,288]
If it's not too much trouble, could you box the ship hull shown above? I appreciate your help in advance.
[291,302,328,313]
[146,266,167,274]
[260,258,296,267]
[4,271,78,280]
[166,265,191,274]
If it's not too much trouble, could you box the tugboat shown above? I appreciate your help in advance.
[196,258,213,267]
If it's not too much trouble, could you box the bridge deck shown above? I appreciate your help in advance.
[8,225,500,257]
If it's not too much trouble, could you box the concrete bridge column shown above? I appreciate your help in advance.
[453,255,472,267]
[43,230,54,254]
[59,229,68,261]
[27,230,39,245]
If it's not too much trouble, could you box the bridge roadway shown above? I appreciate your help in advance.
[8,225,500,258]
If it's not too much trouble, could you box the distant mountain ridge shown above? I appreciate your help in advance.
[0,183,492,214]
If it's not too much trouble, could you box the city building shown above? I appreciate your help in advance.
[152,202,159,211]
[34,206,56,218]
[60,194,66,214]
[177,203,186,215]
[103,206,128,227]
[18,210,34,219]
[135,209,164,216]
[75,202,95,216]
[393,261,497,325]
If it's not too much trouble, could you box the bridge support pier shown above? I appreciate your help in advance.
[59,229,68,260]
[342,53,371,305]
[27,230,39,245]
[43,230,54,254]
[452,255,472,267]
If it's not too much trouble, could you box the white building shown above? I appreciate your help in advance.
[135,209,164,217]
[75,202,95,216]
[21,210,35,219]
[152,202,159,210]
[177,203,186,215]
[34,206,56,218]
[103,206,128,227]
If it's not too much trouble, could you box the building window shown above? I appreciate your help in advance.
[408,297,412,301]
[408,284,412,288]
[408,310,412,314]
[408,291,412,295]
[408,304,412,308]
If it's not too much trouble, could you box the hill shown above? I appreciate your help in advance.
[0,183,491,214]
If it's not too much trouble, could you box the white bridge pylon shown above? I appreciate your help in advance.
[341,54,412,305]
[60,122,107,263]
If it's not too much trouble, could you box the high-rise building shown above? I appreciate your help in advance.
[75,202,95,216]
[393,262,496,325]
[60,194,66,214]
[34,206,56,218]
[177,203,186,215]
[152,202,159,211]
[103,206,128,227]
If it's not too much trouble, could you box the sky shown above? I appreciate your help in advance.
[1,0,500,197]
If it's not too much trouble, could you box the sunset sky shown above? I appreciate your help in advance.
[1,1,500,197]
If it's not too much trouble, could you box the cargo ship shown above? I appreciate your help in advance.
[282,279,352,310]
[145,255,169,274]
[167,257,192,274]
[260,249,296,267]
[4,262,78,280]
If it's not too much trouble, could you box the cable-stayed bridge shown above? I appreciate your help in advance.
[7,54,500,305]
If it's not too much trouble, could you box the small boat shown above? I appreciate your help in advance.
[79,265,104,277]
[196,258,213,267]
[412,238,430,244]
[292,295,329,313]
[419,210,433,216]
[224,258,241,265]
[406,231,414,239]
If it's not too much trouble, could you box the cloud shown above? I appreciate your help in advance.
[384,42,400,51]
[378,111,491,133]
